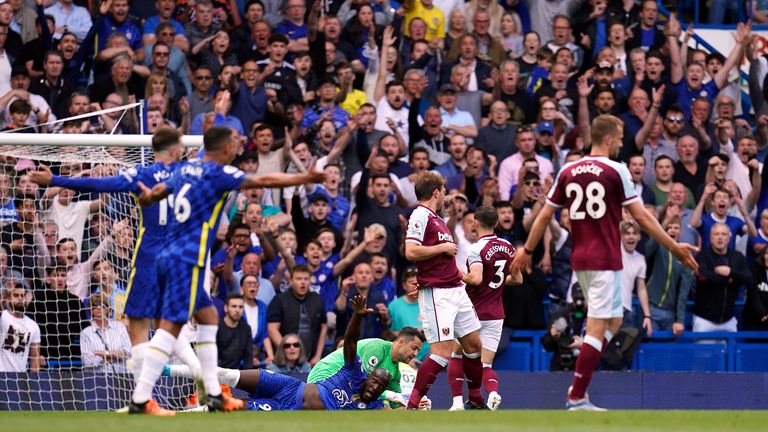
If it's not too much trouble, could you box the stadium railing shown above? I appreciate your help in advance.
[494,330,768,372]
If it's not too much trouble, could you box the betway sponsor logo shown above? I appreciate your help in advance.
[438,232,454,242]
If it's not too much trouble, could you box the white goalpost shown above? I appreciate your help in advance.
[0,132,203,411]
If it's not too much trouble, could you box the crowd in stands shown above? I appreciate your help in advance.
[1,0,768,375]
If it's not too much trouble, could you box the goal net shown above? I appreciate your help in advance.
[0,135,200,411]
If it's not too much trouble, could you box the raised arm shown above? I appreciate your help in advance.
[373,26,396,103]
[241,171,326,189]
[714,23,751,89]
[30,164,134,192]
[344,295,374,364]
[666,14,684,84]
[635,86,665,150]
[576,76,593,147]
[690,183,716,229]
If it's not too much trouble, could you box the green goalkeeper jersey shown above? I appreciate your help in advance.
[307,338,402,394]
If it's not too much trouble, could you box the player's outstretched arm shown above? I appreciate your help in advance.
[137,181,170,207]
[511,204,557,272]
[627,201,699,272]
[404,241,457,262]
[29,164,132,193]
[344,295,374,364]
[241,171,326,189]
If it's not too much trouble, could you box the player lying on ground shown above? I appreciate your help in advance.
[167,295,429,410]
[306,327,424,407]
[28,128,204,411]
[448,205,523,411]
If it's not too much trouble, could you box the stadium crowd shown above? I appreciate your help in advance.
[1,0,768,375]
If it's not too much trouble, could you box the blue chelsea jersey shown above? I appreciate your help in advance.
[160,160,246,266]
[50,162,177,269]
[316,356,385,410]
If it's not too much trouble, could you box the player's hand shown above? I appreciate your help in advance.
[418,396,432,411]
[510,247,532,274]
[28,164,52,185]
[350,295,374,316]
[136,181,153,207]
[304,170,326,184]
[672,243,699,273]
[441,242,458,257]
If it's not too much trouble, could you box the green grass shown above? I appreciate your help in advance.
[2,410,768,432]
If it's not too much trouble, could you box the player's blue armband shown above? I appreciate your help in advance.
[50,174,133,193]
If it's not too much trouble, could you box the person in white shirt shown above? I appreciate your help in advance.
[40,170,104,257]
[619,222,652,336]
[0,282,42,372]
[44,0,92,41]
[80,293,131,373]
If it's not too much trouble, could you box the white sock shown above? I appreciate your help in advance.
[174,333,202,376]
[168,365,241,387]
[195,324,222,397]
[452,395,464,406]
[429,354,449,367]
[604,330,614,344]
[130,342,149,380]
[451,352,463,359]
[132,330,176,404]
[482,363,493,368]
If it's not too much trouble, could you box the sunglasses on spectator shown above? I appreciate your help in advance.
[666,117,684,124]
[154,51,170,57]
[283,342,301,349]
[525,181,542,187]
[517,126,533,133]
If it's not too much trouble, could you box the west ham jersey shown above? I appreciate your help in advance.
[547,156,639,271]
[465,234,514,320]
[405,205,462,288]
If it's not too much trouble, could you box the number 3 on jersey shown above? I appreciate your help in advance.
[489,260,507,289]
[566,182,606,220]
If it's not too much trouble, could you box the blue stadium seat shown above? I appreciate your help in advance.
[637,343,726,372]
[493,342,532,371]
[734,344,768,372]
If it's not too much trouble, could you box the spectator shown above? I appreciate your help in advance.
[649,155,694,209]
[1,196,43,284]
[40,182,102,257]
[745,247,768,330]
[267,265,327,365]
[227,251,275,305]
[44,0,91,42]
[142,0,189,51]
[657,182,700,246]
[89,259,127,319]
[32,260,85,367]
[8,0,37,45]
[354,171,405,263]
[143,22,192,96]
[0,65,55,130]
[187,66,214,121]
[274,0,307,50]
[217,293,254,369]
[626,154,656,209]
[387,267,421,331]
[256,33,302,108]
[369,253,395,304]
[185,0,222,48]
[477,100,517,162]
[693,223,752,332]
[96,0,141,52]
[0,281,41,372]
[645,216,693,335]
[335,261,390,339]
[626,0,664,51]
[690,184,757,251]
[28,50,74,120]
[434,134,467,179]
[498,126,554,201]
[240,274,272,365]
[619,222,652,334]
[79,292,130,373]
[266,333,311,373]
[211,222,262,301]
[89,54,146,105]
[673,134,707,202]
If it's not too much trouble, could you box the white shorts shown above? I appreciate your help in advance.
[575,270,623,319]
[479,319,504,353]
[419,286,481,344]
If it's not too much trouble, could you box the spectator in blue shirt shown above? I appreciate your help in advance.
[142,0,189,52]
[190,88,244,135]
[96,0,142,52]
[691,184,757,250]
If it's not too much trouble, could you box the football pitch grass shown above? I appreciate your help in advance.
[2,410,768,432]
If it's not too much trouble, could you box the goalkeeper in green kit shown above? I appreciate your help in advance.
[307,328,424,406]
